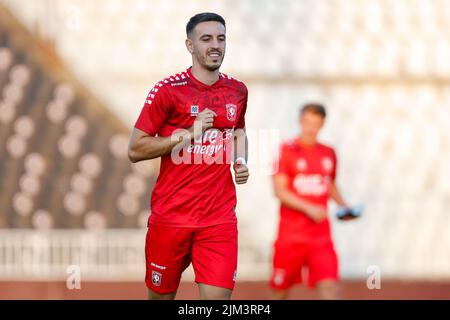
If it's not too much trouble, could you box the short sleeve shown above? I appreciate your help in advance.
[331,149,338,181]
[134,83,171,136]
[236,85,248,129]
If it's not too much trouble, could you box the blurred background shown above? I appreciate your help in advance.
[0,0,449,299]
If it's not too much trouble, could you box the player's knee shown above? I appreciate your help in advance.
[317,280,339,300]
[148,289,176,300]
[272,289,288,300]
[201,290,232,300]
[199,284,232,300]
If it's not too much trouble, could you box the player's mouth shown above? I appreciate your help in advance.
[207,51,222,58]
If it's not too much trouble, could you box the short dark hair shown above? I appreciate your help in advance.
[186,12,226,37]
[300,103,327,118]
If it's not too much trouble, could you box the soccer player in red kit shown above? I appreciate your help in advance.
[270,103,355,300]
[128,13,249,300]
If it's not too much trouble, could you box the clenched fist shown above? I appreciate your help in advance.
[233,158,249,184]
[305,204,327,223]
[189,108,217,139]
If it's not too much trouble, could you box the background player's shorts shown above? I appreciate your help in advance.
[145,222,238,295]
[269,240,339,290]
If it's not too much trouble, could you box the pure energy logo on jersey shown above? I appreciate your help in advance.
[189,128,231,157]
[293,174,331,196]
[170,122,245,165]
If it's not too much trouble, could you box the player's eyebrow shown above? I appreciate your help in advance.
[199,33,226,39]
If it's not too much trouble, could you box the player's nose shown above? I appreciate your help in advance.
[210,38,221,49]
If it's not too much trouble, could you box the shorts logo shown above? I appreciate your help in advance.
[150,262,166,270]
[152,271,162,287]
[273,269,285,286]
[225,104,237,122]
[191,105,199,116]
[233,270,237,282]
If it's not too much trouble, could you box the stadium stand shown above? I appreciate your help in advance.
[0,4,157,231]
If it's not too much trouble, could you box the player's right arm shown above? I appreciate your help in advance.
[128,108,216,163]
[273,174,327,223]
[128,128,182,162]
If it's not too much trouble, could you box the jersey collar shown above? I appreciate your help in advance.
[187,67,222,89]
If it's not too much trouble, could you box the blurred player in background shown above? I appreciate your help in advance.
[270,103,357,300]
[128,12,249,300]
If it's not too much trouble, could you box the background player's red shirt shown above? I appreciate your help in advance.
[135,68,248,227]
[274,138,337,244]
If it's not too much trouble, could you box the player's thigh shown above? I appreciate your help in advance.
[145,224,192,296]
[191,223,238,293]
[307,241,339,288]
[270,242,307,290]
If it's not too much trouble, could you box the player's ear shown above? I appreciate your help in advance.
[320,117,325,128]
[185,38,194,54]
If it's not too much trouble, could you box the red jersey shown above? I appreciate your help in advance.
[134,67,248,227]
[274,138,337,244]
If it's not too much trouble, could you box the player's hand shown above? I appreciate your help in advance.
[340,211,358,221]
[190,108,217,139]
[306,205,327,223]
[336,205,363,222]
[233,158,249,184]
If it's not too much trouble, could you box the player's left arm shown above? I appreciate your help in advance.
[233,127,249,184]
[329,149,348,207]
[232,86,249,185]
[329,182,348,207]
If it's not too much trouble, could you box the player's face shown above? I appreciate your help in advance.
[187,21,226,71]
[299,111,325,141]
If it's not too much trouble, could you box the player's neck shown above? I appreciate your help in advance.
[298,136,317,147]
[190,64,220,86]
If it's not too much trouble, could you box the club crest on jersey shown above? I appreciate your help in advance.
[152,271,162,286]
[225,103,237,121]
[322,157,333,173]
[296,158,307,171]
[190,105,199,116]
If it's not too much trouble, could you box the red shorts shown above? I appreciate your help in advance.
[145,222,238,295]
[270,240,339,290]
